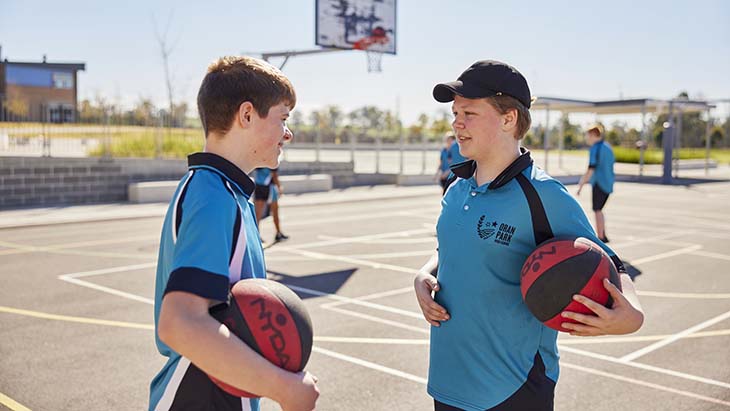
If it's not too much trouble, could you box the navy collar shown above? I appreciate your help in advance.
[450,147,533,190]
[187,152,256,196]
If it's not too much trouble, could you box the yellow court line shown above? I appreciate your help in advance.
[0,392,32,411]
[0,239,157,259]
[0,306,153,330]
[2,306,728,344]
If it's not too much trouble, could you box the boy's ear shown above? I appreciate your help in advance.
[238,102,255,128]
[502,108,518,131]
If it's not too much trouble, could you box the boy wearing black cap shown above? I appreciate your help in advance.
[413,60,643,411]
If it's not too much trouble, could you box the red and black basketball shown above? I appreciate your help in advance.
[520,237,621,332]
[208,278,313,397]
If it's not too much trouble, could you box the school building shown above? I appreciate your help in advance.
[0,46,85,123]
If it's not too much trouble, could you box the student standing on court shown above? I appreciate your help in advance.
[413,60,643,411]
[253,167,289,242]
[448,128,467,165]
[576,125,615,243]
[436,134,456,194]
[149,56,319,411]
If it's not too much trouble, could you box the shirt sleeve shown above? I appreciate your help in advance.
[164,185,238,302]
[588,144,599,169]
[540,180,626,273]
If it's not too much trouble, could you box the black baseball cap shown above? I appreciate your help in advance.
[433,60,532,109]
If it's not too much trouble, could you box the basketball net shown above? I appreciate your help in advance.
[353,35,388,73]
[366,50,383,73]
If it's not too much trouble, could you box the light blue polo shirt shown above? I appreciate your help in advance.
[589,140,615,194]
[439,147,451,172]
[429,148,624,410]
[253,168,273,186]
[448,142,467,165]
[150,152,266,411]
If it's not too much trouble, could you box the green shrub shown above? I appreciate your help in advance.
[90,133,202,158]
[612,147,730,164]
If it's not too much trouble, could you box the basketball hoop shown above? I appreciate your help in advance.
[353,26,389,73]
[354,32,388,73]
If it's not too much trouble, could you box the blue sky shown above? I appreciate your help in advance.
[2,0,729,125]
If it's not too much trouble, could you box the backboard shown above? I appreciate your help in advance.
[316,0,397,55]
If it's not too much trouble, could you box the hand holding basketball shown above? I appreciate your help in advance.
[560,278,644,336]
[414,272,450,327]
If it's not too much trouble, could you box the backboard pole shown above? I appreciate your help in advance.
[261,48,346,70]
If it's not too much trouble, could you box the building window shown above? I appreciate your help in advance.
[52,72,74,89]
[49,104,74,123]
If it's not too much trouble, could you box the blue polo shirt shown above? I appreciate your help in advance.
[588,140,615,194]
[253,168,273,186]
[429,149,625,410]
[150,153,266,411]
[439,148,451,173]
[448,142,467,164]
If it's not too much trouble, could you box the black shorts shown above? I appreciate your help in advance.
[592,185,610,211]
[164,362,251,410]
[433,353,555,411]
[254,184,270,201]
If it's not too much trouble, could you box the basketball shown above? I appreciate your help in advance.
[208,278,314,397]
[520,237,621,332]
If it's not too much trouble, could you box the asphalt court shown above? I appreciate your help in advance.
[1,181,730,410]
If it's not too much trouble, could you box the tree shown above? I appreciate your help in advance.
[152,10,180,130]
[5,88,29,119]
[429,109,452,139]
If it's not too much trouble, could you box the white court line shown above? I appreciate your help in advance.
[316,343,730,406]
[0,234,159,256]
[608,210,730,231]
[57,262,157,305]
[286,284,422,319]
[317,234,436,245]
[560,346,730,390]
[629,245,703,265]
[277,248,419,275]
[691,249,730,262]
[60,262,157,279]
[560,362,730,407]
[559,329,730,344]
[285,209,439,228]
[0,239,156,259]
[321,286,414,309]
[637,290,730,299]
[620,309,730,362]
[312,346,428,385]
[56,262,730,396]
[267,250,434,263]
[58,276,155,305]
[326,306,429,334]
[294,274,730,391]
[606,230,698,249]
[315,336,428,345]
[270,227,434,251]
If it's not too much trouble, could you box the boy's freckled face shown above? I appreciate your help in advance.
[250,102,293,168]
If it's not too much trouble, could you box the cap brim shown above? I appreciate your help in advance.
[433,81,498,103]
[433,81,463,103]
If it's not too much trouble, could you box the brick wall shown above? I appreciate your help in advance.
[0,156,355,209]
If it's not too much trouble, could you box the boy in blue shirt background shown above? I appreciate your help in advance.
[437,134,456,194]
[577,125,615,243]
